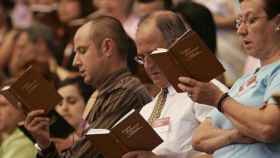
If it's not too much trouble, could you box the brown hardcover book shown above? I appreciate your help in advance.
[150,30,225,92]
[0,66,62,114]
[86,109,163,158]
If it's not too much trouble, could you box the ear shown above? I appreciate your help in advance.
[100,38,114,57]
[275,14,280,32]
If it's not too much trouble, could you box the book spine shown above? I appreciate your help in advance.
[9,88,29,115]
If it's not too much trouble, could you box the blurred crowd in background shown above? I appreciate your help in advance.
[0,0,260,158]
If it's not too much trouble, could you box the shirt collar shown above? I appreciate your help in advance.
[167,85,177,96]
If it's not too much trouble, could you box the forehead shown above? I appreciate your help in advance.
[136,22,165,55]
[58,84,81,96]
[17,32,30,44]
[74,23,93,48]
[239,0,266,16]
[59,84,79,93]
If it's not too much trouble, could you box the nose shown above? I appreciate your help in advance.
[58,101,69,113]
[236,23,248,37]
[73,53,81,68]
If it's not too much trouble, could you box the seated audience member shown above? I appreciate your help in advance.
[24,16,151,158]
[178,0,280,158]
[56,0,93,71]
[0,81,37,158]
[0,3,18,75]
[174,1,217,54]
[93,0,139,39]
[133,0,173,17]
[194,0,246,86]
[123,11,228,158]
[174,1,224,83]
[9,23,55,76]
[52,77,93,152]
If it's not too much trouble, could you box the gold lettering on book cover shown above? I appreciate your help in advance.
[22,80,40,94]
[179,46,202,62]
[121,122,143,138]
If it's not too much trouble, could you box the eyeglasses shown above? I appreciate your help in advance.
[235,15,267,29]
[134,54,153,65]
[134,55,145,65]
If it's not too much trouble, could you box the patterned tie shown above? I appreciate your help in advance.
[148,88,168,125]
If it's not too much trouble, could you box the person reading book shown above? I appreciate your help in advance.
[24,16,151,158]
[52,77,93,153]
[0,80,37,158]
[178,0,280,158]
[123,11,228,158]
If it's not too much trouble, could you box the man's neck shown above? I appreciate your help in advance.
[95,63,127,89]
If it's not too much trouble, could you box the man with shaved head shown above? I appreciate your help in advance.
[24,16,151,158]
[122,11,228,158]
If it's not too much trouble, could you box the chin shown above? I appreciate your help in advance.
[83,77,92,85]
[245,50,259,58]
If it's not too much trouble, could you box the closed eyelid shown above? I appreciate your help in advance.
[75,46,88,54]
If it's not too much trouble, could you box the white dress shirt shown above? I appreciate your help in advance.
[140,86,213,158]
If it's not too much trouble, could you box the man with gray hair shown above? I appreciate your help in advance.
[122,11,228,158]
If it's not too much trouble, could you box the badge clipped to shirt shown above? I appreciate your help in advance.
[238,74,257,96]
[151,117,170,133]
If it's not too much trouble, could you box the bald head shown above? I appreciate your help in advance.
[138,11,188,46]
[75,16,135,60]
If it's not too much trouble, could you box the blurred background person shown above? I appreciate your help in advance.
[133,0,173,18]
[193,0,246,86]
[174,1,225,83]
[56,0,93,72]
[8,23,57,78]
[93,0,139,39]
[0,80,37,158]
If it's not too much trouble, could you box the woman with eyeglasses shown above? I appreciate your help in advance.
[178,0,280,158]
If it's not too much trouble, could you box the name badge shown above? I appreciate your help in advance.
[238,75,257,96]
[152,117,170,133]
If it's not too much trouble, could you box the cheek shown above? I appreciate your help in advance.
[70,100,84,112]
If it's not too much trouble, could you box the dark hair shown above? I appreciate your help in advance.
[137,0,173,10]
[24,22,56,54]
[239,0,280,19]
[138,11,188,46]
[174,2,217,53]
[89,16,135,61]
[58,77,94,102]
[80,0,94,17]
[126,37,138,74]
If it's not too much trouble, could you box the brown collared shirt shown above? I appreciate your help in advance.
[39,68,151,158]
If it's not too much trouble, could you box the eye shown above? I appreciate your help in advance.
[67,97,77,105]
[235,18,242,29]
[248,17,258,25]
[76,46,88,55]
[134,55,145,65]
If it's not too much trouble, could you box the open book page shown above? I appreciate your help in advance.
[86,109,136,135]
[113,109,136,127]
[86,129,110,135]
[151,48,168,55]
